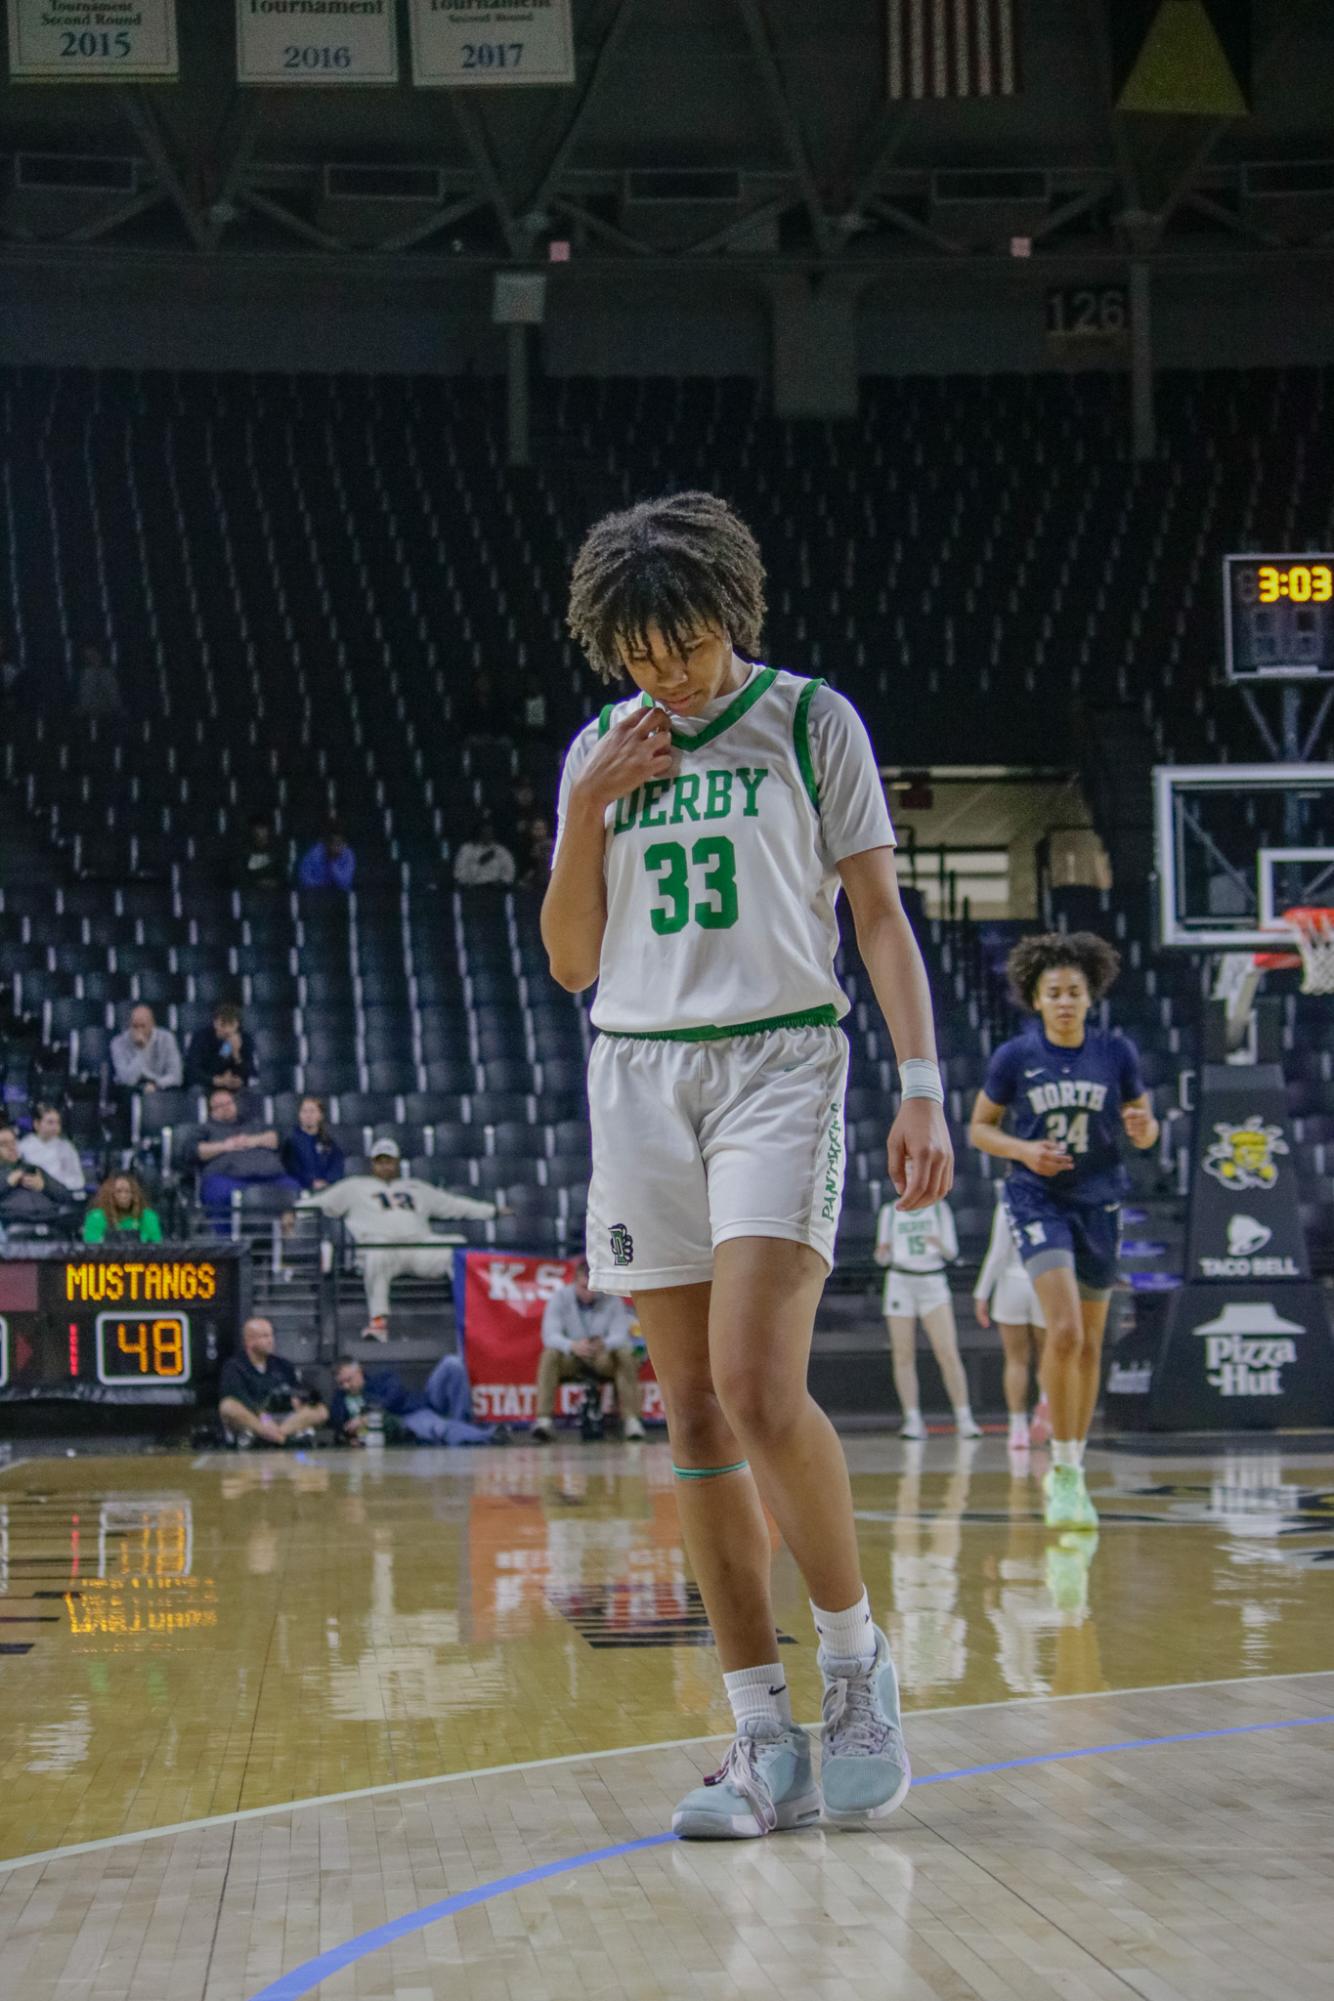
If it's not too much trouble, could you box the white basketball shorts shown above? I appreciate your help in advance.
[882,1270,952,1319]
[585,1023,849,1292]
[991,1270,1046,1327]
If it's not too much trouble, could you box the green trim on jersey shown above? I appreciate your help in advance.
[793,676,825,812]
[637,664,779,751]
[599,1003,838,1044]
[597,703,617,738]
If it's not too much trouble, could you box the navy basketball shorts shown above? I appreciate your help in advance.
[1002,1181,1121,1300]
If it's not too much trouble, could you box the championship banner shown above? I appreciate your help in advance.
[409,0,575,88]
[8,0,179,79]
[236,0,398,86]
[454,1248,660,1424]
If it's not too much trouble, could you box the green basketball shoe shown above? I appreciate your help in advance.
[1043,1463,1099,1529]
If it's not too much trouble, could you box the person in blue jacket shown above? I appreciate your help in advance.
[329,1354,498,1446]
[298,821,356,891]
[281,1095,345,1193]
[969,932,1158,1531]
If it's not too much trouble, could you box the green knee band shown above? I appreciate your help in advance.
[672,1460,749,1482]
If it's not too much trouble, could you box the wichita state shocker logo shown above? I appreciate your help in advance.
[1202,1115,1288,1192]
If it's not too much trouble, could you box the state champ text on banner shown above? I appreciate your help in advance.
[8,0,179,80]
[236,0,399,86]
[410,0,574,88]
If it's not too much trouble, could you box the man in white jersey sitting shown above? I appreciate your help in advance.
[299,1138,497,1340]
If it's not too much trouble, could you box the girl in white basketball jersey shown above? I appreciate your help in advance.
[873,1196,980,1440]
[543,492,952,1840]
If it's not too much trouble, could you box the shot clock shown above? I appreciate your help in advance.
[0,1250,242,1404]
[1223,555,1334,682]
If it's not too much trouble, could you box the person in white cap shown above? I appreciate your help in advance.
[299,1138,498,1340]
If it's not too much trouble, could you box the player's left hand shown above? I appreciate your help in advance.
[887,1100,953,1211]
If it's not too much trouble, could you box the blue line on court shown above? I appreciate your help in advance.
[247,1712,1333,2001]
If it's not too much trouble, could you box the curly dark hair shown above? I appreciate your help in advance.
[566,490,767,682]
[1006,930,1121,1009]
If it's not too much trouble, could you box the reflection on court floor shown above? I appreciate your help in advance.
[0,1439,1331,1999]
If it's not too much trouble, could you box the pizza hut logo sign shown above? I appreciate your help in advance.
[1202,1116,1288,1193]
[1193,1301,1303,1398]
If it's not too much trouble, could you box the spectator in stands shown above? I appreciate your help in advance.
[110,1004,183,1094]
[186,1003,257,1092]
[218,1315,328,1449]
[237,812,283,891]
[299,1137,498,1341]
[0,1125,77,1236]
[531,1260,645,1442]
[75,643,121,717]
[518,816,555,888]
[329,1354,498,1447]
[21,1104,86,1199]
[195,1088,297,1220]
[458,668,507,740]
[83,1172,163,1245]
[454,815,516,888]
[281,1095,345,1193]
[297,820,356,892]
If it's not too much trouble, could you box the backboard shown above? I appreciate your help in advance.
[1154,763,1334,950]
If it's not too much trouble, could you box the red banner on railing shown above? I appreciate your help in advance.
[453,1249,660,1424]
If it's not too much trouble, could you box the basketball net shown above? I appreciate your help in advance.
[1279,906,1334,996]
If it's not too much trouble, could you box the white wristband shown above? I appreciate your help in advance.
[900,1059,944,1105]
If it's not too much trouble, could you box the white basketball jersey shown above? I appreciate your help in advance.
[876,1199,958,1274]
[556,666,894,1037]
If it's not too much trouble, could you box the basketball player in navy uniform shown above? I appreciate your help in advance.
[968,933,1158,1528]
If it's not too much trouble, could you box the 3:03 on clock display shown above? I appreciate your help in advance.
[1223,554,1334,682]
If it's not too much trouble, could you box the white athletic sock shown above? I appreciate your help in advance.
[724,1664,791,1736]
[1073,1437,1087,1468]
[811,1590,876,1667]
[1008,1413,1030,1446]
[1051,1439,1080,1470]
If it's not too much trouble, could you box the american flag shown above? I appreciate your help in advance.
[886,0,1023,101]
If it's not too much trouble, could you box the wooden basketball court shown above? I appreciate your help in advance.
[1,1435,1331,1999]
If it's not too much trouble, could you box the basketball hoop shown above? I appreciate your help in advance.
[1258,907,1334,995]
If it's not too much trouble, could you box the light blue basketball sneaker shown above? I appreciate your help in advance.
[819,1625,912,1826]
[672,1723,821,1839]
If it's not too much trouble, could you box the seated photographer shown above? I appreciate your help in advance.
[329,1353,499,1448]
[217,1316,328,1448]
[530,1259,645,1443]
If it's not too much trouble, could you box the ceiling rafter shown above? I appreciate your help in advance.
[732,0,833,257]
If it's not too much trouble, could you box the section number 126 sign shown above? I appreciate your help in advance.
[8,0,179,78]
[410,0,575,87]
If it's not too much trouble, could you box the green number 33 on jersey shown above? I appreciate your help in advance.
[643,837,739,934]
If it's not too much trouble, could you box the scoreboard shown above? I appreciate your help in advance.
[0,1251,243,1405]
[1223,554,1334,681]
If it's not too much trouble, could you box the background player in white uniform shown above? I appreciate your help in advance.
[973,1186,1049,1451]
[873,1197,980,1439]
[300,1137,496,1339]
[544,491,952,1840]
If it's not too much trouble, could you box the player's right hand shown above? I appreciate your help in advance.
[1023,1138,1074,1177]
[575,704,674,809]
